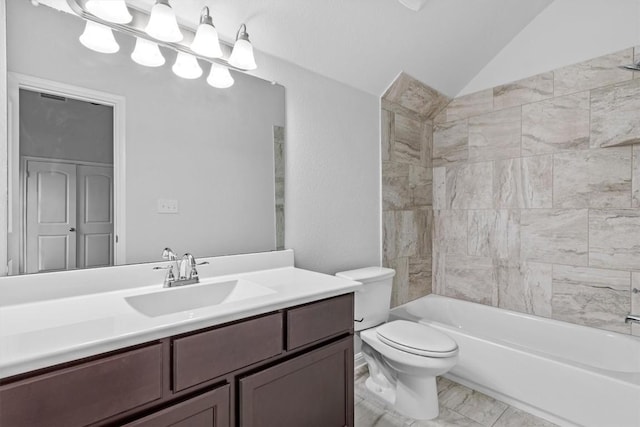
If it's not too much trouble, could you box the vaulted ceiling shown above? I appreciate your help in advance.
[127,0,554,97]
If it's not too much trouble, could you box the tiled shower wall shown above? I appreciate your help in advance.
[432,48,640,336]
[381,74,449,307]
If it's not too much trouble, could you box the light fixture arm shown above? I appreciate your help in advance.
[199,6,214,26]
[235,23,250,42]
[65,0,252,72]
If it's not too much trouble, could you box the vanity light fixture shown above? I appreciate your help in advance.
[67,0,258,89]
[131,37,165,67]
[79,21,120,54]
[145,0,183,43]
[85,0,132,24]
[172,52,203,79]
[191,7,223,58]
[228,24,257,70]
[207,63,234,89]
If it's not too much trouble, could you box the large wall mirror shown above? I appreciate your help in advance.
[2,0,285,275]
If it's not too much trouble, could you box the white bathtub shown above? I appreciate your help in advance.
[390,294,640,427]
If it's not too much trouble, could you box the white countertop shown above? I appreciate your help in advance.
[0,259,361,379]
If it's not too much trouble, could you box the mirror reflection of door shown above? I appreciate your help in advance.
[19,89,114,274]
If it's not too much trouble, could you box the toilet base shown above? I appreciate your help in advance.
[394,373,439,420]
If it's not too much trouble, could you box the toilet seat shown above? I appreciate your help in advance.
[376,320,458,358]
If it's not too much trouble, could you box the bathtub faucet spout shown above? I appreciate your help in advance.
[624,314,640,324]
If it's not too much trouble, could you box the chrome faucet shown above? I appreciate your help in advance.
[625,314,640,325]
[153,248,209,287]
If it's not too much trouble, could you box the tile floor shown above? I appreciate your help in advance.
[354,366,558,427]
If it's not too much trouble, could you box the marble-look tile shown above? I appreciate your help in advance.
[382,98,426,124]
[415,208,433,258]
[633,145,640,208]
[554,49,633,96]
[467,210,520,260]
[382,72,451,120]
[433,108,447,124]
[521,92,590,156]
[433,167,446,210]
[589,209,640,270]
[468,107,521,162]
[412,407,484,427]
[355,398,413,427]
[437,375,507,425]
[520,209,588,266]
[381,108,394,162]
[494,156,552,209]
[275,205,284,251]
[389,257,409,308]
[516,262,553,317]
[552,265,631,333]
[394,114,429,166]
[494,72,553,110]
[446,89,494,122]
[493,407,558,427]
[635,46,640,80]
[443,254,497,306]
[433,119,468,167]
[382,162,412,210]
[554,148,632,208]
[632,273,640,337]
[409,165,433,207]
[409,255,432,301]
[434,210,468,255]
[446,162,493,209]
[591,78,640,148]
[383,211,397,263]
[395,210,418,258]
[432,250,446,296]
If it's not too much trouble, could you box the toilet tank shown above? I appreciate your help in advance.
[335,267,395,332]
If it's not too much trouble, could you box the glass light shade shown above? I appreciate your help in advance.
[79,21,120,54]
[228,38,257,70]
[85,0,132,24]
[131,38,165,67]
[206,64,234,88]
[145,1,183,42]
[191,23,223,58]
[172,52,202,79]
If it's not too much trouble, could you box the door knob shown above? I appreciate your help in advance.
[69,227,76,232]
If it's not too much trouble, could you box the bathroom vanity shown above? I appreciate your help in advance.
[0,250,359,427]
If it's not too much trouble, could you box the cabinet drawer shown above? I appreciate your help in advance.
[173,313,283,392]
[124,385,230,427]
[0,344,163,427]
[286,293,353,350]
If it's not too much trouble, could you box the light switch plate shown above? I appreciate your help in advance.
[157,198,179,214]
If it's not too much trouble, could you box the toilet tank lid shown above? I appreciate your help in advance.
[335,267,395,283]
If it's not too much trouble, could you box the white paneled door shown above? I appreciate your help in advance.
[25,160,113,273]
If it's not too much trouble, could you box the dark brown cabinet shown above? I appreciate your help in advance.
[239,336,353,427]
[0,293,354,427]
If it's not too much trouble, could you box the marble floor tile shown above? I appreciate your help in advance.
[411,407,484,427]
[493,73,553,110]
[355,398,414,427]
[591,78,640,148]
[437,379,508,426]
[492,407,558,427]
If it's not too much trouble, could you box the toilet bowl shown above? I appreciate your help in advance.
[335,267,458,420]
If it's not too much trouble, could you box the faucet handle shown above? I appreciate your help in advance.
[153,264,176,287]
[162,247,177,261]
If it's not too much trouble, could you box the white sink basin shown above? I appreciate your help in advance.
[125,278,276,317]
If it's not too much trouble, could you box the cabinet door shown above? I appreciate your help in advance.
[239,336,353,427]
[124,385,230,427]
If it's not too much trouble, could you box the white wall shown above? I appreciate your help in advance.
[0,1,7,275]
[251,53,381,274]
[460,0,640,95]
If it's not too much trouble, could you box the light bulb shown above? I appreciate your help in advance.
[191,8,222,58]
[131,38,165,67]
[145,0,183,42]
[79,21,120,54]
[207,64,234,88]
[228,25,257,70]
[172,52,202,79]
[85,0,132,24]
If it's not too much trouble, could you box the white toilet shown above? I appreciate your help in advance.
[336,267,458,420]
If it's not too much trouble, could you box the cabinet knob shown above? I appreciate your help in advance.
[69,227,76,232]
